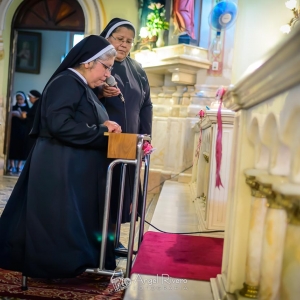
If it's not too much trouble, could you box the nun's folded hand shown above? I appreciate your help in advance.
[11,111,21,118]
[102,84,121,98]
[103,120,122,133]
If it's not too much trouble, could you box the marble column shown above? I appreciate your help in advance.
[150,86,163,105]
[276,183,300,300]
[256,175,288,300]
[154,86,176,117]
[239,169,268,298]
[171,85,187,117]
[182,86,195,106]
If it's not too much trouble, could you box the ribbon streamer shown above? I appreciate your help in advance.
[194,110,205,165]
[215,86,226,188]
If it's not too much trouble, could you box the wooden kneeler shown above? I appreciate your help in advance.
[106,132,138,159]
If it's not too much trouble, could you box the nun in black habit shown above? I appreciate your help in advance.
[0,35,122,278]
[97,18,153,225]
[25,89,42,157]
[8,91,30,174]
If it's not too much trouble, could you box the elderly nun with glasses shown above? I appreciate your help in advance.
[0,35,122,278]
[95,18,153,239]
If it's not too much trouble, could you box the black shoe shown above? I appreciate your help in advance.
[115,242,127,259]
[118,242,126,249]
[16,167,21,175]
[8,167,15,175]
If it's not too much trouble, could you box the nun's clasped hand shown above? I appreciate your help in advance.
[103,120,122,133]
[102,84,121,98]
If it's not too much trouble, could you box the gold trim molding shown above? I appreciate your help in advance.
[239,282,259,298]
[258,183,283,209]
[277,194,300,226]
[245,176,265,198]
[200,192,207,204]
[203,152,209,163]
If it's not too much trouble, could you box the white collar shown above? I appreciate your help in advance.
[68,68,87,84]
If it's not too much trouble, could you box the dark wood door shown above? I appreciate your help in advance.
[14,0,85,31]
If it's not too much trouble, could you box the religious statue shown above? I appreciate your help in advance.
[172,0,195,39]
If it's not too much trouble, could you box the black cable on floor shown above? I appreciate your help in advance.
[138,212,225,234]
[146,165,193,193]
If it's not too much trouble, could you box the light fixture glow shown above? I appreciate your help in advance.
[285,0,297,10]
[281,0,299,33]
[280,24,292,33]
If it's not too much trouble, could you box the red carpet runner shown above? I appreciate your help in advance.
[131,231,224,281]
[0,269,124,299]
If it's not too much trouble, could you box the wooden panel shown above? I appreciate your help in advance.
[14,0,84,32]
[107,133,137,160]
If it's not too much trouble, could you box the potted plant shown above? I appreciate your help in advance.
[139,2,169,48]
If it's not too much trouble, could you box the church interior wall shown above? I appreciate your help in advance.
[12,30,70,97]
[232,0,292,83]
[1,0,22,108]
[0,0,298,164]
[101,0,139,31]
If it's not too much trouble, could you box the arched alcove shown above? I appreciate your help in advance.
[262,113,290,176]
[282,108,300,147]
[283,108,300,183]
[0,0,106,176]
[13,0,85,31]
[248,116,269,170]
[0,0,105,175]
[0,0,103,35]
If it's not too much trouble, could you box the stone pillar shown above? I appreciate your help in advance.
[150,86,163,105]
[256,175,288,300]
[277,184,300,300]
[182,86,195,106]
[239,169,268,298]
[171,85,187,117]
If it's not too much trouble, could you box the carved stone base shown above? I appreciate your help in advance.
[211,274,236,300]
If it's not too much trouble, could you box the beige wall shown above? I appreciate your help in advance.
[0,0,140,159]
[232,0,292,83]
[0,0,23,159]
[0,0,296,157]
[1,0,22,103]
[2,0,297,101]
[0,0,140,97]
[101,0,139,32]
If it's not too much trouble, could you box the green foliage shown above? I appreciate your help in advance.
[145,3,169,38]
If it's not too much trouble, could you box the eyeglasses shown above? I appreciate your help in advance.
[110,35,134,46]
[97,60,113,73]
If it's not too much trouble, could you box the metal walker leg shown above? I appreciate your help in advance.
[138,154,150,248]
[114,155,151,253]
[21,275,28,290]
[89,135,149,278]
[115,163,127,249]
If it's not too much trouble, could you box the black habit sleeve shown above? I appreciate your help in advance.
[138,68,152,136]
[44,76,109,148]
